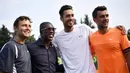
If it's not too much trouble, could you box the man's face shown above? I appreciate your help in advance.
[61,9,75,28]
[14,20,31,39]
[94,10,109,29]
[41,24,55,41]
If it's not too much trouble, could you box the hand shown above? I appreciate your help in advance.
[116,25,126,35]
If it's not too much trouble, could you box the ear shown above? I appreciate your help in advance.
[93,18,97,23]
[13,26,17,31]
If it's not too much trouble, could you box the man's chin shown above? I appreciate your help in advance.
[23,33,30,37]
[48,39,53,42]
[67,24,74,28]
[98,25,108,29]
[47,37,53,41]
[24,35,30,38]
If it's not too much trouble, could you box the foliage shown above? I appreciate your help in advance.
[81,14,95,29]
[25,35,36,44]
[0,24,11,49]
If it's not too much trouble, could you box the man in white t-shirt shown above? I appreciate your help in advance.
[53,5,96,73]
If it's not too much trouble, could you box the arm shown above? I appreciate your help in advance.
[0,43,15,73]
[90,43,95,57]
[123,47,130,71]
[55,47,64,72]
[53,36,64,72]
[89,35,96,57]
[56,57,64,72]
[120,32,130,71]
[84,24,95,57]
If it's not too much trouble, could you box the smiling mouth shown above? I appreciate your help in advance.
[49,34,54,38]
[24,31,30,34]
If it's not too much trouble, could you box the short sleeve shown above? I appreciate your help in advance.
[120,34,130,51]
[83,24,93,36]
[0,43,16,73]
[89,37,96,57]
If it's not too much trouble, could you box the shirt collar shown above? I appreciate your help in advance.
[36,38,54,47]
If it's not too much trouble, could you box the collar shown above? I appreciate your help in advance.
[36,38,54,47]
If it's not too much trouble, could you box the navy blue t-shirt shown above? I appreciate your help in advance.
[0,39,31,73]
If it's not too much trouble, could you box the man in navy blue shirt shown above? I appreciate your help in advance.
[27,22,64,73]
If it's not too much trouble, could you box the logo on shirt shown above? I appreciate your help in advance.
[79,35,83,37]
[109,38,112,40]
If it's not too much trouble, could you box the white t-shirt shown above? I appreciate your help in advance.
[53,24,96,73]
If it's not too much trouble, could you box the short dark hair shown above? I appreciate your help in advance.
[92,6,107,18]
[13,16,32,27]
[40,22,52,35]
[59,5,73,17]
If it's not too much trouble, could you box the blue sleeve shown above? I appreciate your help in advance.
[0,43,16,73]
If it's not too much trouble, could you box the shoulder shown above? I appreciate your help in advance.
[108,28,122,35]
[27,40,39,50]
[90,30,98,39]
[27,41,40,55]
[111,28,121,32]
[75,24,90,28]
[54,30,64,39]
[75,24,93,32]
[0,40,16,53]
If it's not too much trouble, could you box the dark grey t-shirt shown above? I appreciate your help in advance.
[0,39,31,73]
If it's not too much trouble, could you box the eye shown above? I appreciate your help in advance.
[41,28,56,31]
[106,14,109,17]
[71,14,74,17]
[100,15,104,18]
[48,28,56,31]
[66,14,70,18]
[29,24,31,28]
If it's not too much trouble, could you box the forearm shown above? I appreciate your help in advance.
[123,47,130,71]
[125,53,130,71]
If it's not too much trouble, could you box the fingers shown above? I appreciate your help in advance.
[116,25,126,35]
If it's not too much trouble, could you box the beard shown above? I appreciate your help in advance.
[98,23,108,30]
[65,19,74,27]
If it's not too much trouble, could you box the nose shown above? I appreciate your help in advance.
[70,15,74,20]
[49,29,54,35]
[104,14,109,20]
[105,16,108,20]
[50,28,55,33]
[50,29,54,33]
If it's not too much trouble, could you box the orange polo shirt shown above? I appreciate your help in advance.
[90,28,130,73]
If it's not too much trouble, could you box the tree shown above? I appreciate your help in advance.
[127,29,130,41]
[25,35,36,44]
[127,34,130,41]
[0,24,11,49]
[128,29,130,34]
[74,19,77,25]
[80,18,83,24]
[81,14,95,29]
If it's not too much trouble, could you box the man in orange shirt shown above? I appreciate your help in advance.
[90,6,130,73]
